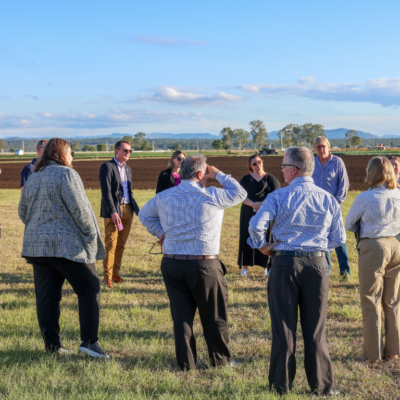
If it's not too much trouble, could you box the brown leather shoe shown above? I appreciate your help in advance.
[384,354,400,361]
[103,279,113,288]
[112,275,124,283]
[353,355,380,363]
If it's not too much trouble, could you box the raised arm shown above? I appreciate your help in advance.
[138,196,164,239]
[207,168,247,209]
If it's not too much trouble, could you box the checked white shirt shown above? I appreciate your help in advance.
[138,172,247,255]
[248,176,346,253]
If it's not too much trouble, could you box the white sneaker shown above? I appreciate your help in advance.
[263,268,269,276]
[239,269,248,277]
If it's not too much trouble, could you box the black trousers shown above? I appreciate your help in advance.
[26,256,101,352]
[161,257,232,370]
[267,255,333,396]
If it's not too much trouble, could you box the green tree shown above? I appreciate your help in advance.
[141,140,152,151]
[345,130,358,147]
[211,139,224,151]
[132,132,146,150]
[174,143,182,151]
[249,120,268,148]
[233,129,250,150]
[0,139,6,152]
[122,135,133,145]
[220,127,234,150]
[71,142,80,151]
[301,123,325,146]
[97,143,106,151]
[351,135,362,148]
[82,144,95,151]
[10,147,15,153]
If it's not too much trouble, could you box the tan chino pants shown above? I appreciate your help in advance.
[103,203,133,281]
[358,237,400,360]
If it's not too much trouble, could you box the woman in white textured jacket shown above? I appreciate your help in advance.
[346,156,400,362]
[19,138,108,359]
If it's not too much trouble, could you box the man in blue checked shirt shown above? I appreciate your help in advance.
[139,154,247,371]
[248,146,345,396]
[312,136,351,279]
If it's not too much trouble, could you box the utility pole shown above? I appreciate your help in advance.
[152,140,154,151]
[22,140,24,152]
[196,141,198,152]
[106,141,108,152]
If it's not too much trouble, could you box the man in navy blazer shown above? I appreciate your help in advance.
[99,140,139,288]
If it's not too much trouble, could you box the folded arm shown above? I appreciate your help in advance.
[327,201,347,250]
[335,160,349,204]
[138,196,164,239]
[247,193,278,248]
[99,164,117,215]
[345,195,366,233]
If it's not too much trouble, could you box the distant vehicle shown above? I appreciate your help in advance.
[14,150,24,155]
[259,144,278,155]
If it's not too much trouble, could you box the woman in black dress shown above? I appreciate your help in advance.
[156,150,187,194]
[238,154,280,276]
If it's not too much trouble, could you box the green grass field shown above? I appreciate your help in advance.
[1,189,399,399]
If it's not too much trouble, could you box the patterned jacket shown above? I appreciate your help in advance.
[19,161,106,263]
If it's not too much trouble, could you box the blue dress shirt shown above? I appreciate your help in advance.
[139,172,247,255]
[20,158,37,187]
[312,154,349,204]
[247,176,346,253]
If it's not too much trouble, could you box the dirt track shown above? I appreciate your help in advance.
[0,155,370,191]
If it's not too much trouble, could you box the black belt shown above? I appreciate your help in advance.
[274,250,327,257]
[163,254,218,260]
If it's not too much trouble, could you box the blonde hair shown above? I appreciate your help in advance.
[167,150,187,169]
[314,136,330,147]
[365,157,397,189]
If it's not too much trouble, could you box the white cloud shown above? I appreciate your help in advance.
[0,112,38,129]
[36,109,205,128]
[125,36,208,47]
[241,77,400,107]
[138,86,243,107]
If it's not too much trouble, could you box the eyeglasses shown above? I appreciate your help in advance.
[280,164,299,170]
[251,160,262,167]
[149,241,163,255]
[122,149,133,154]
[176,157,185,161]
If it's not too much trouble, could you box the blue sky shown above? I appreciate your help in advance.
[1,0,400,138]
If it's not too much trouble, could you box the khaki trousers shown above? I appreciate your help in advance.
[103,203,133,281]
[358,237,400,360]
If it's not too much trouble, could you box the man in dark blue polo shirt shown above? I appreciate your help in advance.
[20,139,48,193]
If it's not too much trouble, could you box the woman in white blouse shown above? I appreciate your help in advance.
[346,157,400,362]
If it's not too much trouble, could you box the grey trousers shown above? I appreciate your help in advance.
[267,255,333,395]
[161,257,231,370]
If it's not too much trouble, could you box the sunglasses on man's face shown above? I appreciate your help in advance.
[251,160,262,167]
[176,157,185,161]
[122,149,133,154]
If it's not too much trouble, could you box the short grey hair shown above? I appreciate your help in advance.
[285,146,315,175]
[180,154,207,180]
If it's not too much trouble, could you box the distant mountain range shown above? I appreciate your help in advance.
[4,129,398,141]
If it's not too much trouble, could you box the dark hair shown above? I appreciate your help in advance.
[34,138,72,172]
[248,154,262,172]
[115,140,131,150]
[36,139,48,149]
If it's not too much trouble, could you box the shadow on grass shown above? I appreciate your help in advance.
[100,328,174,341]
[0,272,33,284]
